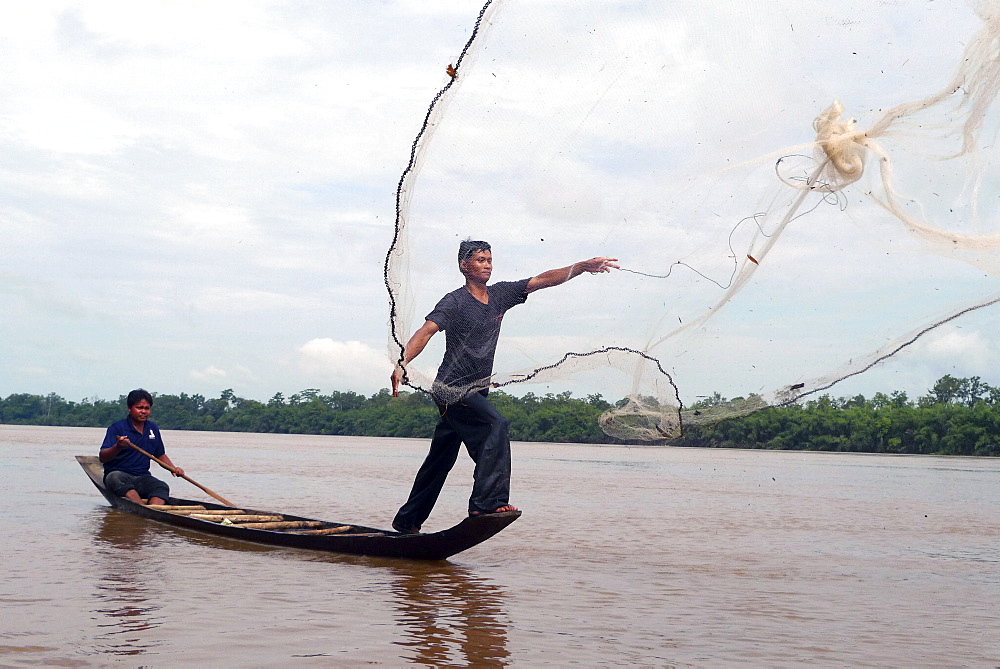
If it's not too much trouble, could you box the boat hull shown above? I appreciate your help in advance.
[76,455,518,560]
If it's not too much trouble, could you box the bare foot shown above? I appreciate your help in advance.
[470,504,519,516]
[392,520,422,535]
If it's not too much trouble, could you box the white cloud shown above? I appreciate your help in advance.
[297,338,392,392]
[915,326,998,375]
[189,365,228,383]
[187,364,259,390]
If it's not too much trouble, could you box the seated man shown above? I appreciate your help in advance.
[99,388,184,505]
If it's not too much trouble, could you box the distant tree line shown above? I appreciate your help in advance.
[0,387,613,443]
[676,375,1000,456]
[1,375,998,454]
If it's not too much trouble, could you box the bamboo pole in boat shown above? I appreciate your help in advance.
[122,439,235,507]
[290,525,354,535]
[236,520,326,530]
[147,504,207,511]
[164,508,246,515]
[191,514,284,523]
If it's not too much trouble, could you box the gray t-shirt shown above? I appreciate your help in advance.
[426,278,531,399]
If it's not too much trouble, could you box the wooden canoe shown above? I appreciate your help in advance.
[76,455,519,560]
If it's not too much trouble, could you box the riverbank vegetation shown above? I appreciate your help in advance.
[1,375,997,455]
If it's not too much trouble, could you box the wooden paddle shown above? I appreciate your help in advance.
[122,439,235,507]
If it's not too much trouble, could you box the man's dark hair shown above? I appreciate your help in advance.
[458,239,491,265]
[126,388,154,408]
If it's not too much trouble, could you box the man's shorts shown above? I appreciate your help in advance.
[104,470,170,501]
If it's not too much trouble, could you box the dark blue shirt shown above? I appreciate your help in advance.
[101,417,166,476]
[427,278,530,392]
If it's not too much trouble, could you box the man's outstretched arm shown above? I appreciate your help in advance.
[526,257,619,294]
[390,319,441,396]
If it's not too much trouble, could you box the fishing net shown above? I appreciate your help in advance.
[385,0,1000,441]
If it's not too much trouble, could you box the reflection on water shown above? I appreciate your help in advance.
[89,507,512,665]
[388,563,510,667]
[90,511,165,657]
[97,506,284,555]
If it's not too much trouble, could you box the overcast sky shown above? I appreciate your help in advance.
[2,1,999,407]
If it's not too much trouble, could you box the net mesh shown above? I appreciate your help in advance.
[385,0,1000,441]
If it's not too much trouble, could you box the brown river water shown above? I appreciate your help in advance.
[1,425,998,666]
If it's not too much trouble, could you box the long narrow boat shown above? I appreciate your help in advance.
[76,455,519,560]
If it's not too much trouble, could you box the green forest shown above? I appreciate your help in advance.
[1,374,998,456]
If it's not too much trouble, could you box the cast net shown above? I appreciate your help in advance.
[385,0,1000,441]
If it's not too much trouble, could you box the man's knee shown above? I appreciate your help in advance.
[141,477,170,502]
[104,470,136,497]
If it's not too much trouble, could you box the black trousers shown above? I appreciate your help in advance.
[393,391,512,529]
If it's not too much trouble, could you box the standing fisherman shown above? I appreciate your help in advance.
[391,239,618,533]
